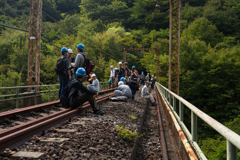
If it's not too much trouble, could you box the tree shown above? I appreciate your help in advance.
[182,17,223,47]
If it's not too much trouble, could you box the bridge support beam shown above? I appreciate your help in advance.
[169,0,180,95]
[227,141,238,160]
[27,0,42,91]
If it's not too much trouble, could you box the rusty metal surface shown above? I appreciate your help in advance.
[0,92,115,152]
[0,88,116,122]
[0,101,59,121]
[156,85,198,160]
[124,48,159,51]
[169,0,180,94]
[27,0,42,90]
[154,89,168,160]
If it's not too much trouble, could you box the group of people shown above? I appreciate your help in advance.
[56,43,157,115]
[113,76,157,106]
[109,62,157,89]
[56,44,105,115]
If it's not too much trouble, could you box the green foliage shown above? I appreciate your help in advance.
[117,126,143,141]
[200,115,240,159]
[182,17,223,47]
[129,114,137,120]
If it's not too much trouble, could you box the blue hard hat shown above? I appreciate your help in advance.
[132,66,135,69]
[75,68,86,76]
[120,77,126,82]
[142,71,144,73]
[77,43,84,51]
[61,47,68,52]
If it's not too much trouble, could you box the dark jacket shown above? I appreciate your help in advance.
[126,81,136,92]
[61,55,70,75]
[67,79,97,106]
[68,79,97,96]
[118,67,125,77]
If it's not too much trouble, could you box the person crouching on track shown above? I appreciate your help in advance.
[87,73,99,92]
[114,81,132,99]
[67,68,106,115]
[120,77,136,100]
[141,82,157,106]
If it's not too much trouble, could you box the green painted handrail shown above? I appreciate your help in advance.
[156,82,240,160]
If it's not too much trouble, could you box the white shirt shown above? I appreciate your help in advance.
[92,79,99,92]
[141,85,148,98]
[110,69,115,78]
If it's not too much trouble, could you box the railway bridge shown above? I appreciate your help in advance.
[0,0,240,159]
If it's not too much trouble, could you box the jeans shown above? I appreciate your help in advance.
[132,90,136,100]
[74,73,76,79]
[71,93,98,111]
[141,80,145,86]
[58,74,69,99]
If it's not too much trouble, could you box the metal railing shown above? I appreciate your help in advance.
[155,82,240,160]
[0,82,109,111]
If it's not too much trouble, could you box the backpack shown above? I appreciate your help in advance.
[60,80,84,108]
[60,82,71,108]
[82,54,94,75]
[55,56,66,75]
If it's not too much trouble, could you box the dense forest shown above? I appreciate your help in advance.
[1,0,240,158]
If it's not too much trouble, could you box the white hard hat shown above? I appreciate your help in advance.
[68,49,73,53]
[115,68,118,70]
[92,73,96,77]
[110,65,113,68]
[119,62,122,65]
[118,81,124,86]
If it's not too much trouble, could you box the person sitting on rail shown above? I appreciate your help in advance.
[120,77,136,100]
[141,82,157,106]
[87,73,99,92]
[114,81,132,99]
[71,43,87,79]
[67,68,106,115]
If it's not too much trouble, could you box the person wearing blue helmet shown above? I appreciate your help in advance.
[56,47,71,99]
[71,43,88,79]
[65,68,106,115]
[121,77,136,100]
[130,66,139,83]
[140,71,145,86]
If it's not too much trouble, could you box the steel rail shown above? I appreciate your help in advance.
[154,88,168,160]
[0,92,115,152]
[0,88,116,122]
[155,84,198,160]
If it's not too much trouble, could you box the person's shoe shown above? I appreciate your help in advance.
[94,109,106,115]
[152,102,157,106]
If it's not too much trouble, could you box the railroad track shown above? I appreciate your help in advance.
[0,88,116,122]
[0,89,116,153]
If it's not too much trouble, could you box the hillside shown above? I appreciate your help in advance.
[1,0,240,158]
